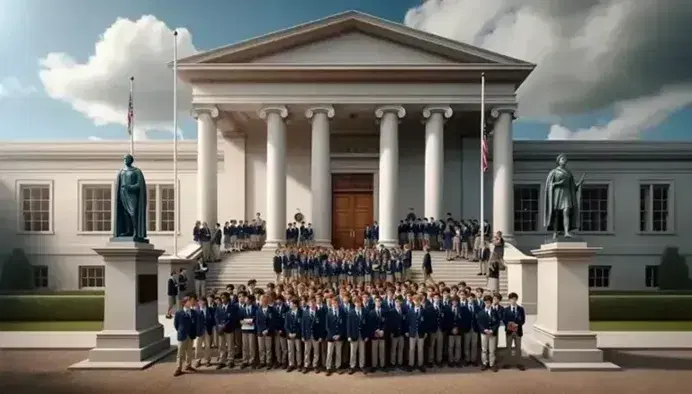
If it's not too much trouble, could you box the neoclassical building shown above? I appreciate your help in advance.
[0,11,690,292]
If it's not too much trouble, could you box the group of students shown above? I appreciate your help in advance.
[172,279,526,377]
[222,214,266,252]
[285,222,315,246]
[271,245,434,285]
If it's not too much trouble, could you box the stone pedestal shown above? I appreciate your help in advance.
[157,255,196,315]
[70,241,175,370]
[527,242,620,371]
[504,243,538,315]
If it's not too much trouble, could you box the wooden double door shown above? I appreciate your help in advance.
[332,174,374,249]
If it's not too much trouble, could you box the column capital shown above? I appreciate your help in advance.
[490,106,517,120]
[375,105,406,119]
[305,105,335,119]
[258,105,288,120]
[191,106,219,119]
[422,105,453,119]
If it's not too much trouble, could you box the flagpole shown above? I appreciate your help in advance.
[129,76,135,156]
[173,30,179,257]
[479,73,486,242]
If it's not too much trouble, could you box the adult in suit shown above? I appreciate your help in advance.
[255,295,275,368]
[502,292,526,370]
[422,247,434,284]
[369,296,387,372]
[346,298,369,374]
[239,294,258,368]
[214,292,238,369]
[173,297,198,376]
[194,298,216,367]
[477,295,501,371]
[301,298,324,373]
[325,297,346,376]
[387,296,407,369]
[284,298,303,372]
[406,295,427,372]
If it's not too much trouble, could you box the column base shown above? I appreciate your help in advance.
[262,240,285,251]
[525,324,621,371]
[377,239,398,249]
[69,325,174,370]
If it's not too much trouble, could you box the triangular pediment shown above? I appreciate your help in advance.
[179,11,532,66]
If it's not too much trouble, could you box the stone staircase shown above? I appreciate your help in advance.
[206,250,508,294]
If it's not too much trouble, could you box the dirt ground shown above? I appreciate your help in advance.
[1,349,691,394]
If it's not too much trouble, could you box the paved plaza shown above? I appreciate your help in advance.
[1,349,691,394]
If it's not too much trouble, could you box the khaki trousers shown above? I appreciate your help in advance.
[201,242,212,262]
[349,339,366,369]
[480,333,498,367]
[274,334,287,364]
[194,332,212,362]
[286,338,302,367]
[217,331,234,363]
[303,339,320,368]
[371,339,386,368]
[241,332,257,364]
[176,338,194,370]
[463,331,479,363]
[326,340,343,370]
[448,334,462,363]
[506,333,522,366]
[257,335,273,364]
[428,329,444,363]
[390,336,404,365]
[408,336,425,367]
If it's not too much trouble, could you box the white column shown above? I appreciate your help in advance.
[375,105,406,248]
[259,105,289,250]
[422,106,452,221]
[491,107,515,242]
[193,106,219,227]
[306,105,335,247]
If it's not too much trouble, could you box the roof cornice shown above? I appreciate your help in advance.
[512,140,692,161]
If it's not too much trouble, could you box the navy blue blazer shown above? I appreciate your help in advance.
[406,307,428,338]
[368,308,387,339]
[502,305,526,337]
[215,302,239,333]
[301,309,325,340]
[476,308,502,336]
[426,304,447,333]
[284,309,302,338]
[446,305,472,334]
[255,306,275,336]
[174,309,198,342]
[346,309,370,341]
[240,304,258,332]
[386,307,407,337]
[325,308,346,340]
[196,307,216,336]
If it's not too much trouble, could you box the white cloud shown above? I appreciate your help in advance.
[0,77,36,99]
[87,136,103,141]
[548,84,692,140]
[39,15,197,140]
[405,0,692,139]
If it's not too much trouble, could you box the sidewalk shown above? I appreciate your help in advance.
[2,315,692,349]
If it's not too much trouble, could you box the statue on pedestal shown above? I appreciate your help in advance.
[114,154,148,243]
[544,153,585,239]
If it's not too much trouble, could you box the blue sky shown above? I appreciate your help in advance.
[0,0,690,141]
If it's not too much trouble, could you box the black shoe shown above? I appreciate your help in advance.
[258,363,266,369]
[348,368,355,375]
[286,366,294,373]
[492,365,499,372]
[326,369,333,376]
[240,363,248,369]
[518,364,526,371]
[194,361,201,368]
[419,366,426,373]
[216,363,225,370]
[184,366,195,372]
[173,369,182,377]
[481,365,488,371]
[338,368,346,375]
[315,367,321,374]
[228,362,235,369]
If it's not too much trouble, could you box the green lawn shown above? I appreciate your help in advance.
[590,321,692,331]
[0,321,104,331]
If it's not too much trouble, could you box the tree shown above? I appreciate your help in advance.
[0,248,35,291]
[657,246,692,290]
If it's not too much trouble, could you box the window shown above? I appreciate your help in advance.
[513,184,540,232]
[645,265,659,288]
[147,184,176,232]
[82,185,112,232]
[580,184,609,232]
[640,183,671,232]
[19,184,51,232]
[33,265,48,288]
[588,266,611,288]
[79,266,105,288]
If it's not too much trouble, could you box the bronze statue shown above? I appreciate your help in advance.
[544,153,585,239]
[114,154,148,242]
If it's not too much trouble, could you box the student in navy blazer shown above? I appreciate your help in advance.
[301,298,324,372]
[476,295,501,371]
[346,298,369,374]
[386,296,407,368]
[325,296,346,375]
[502,292,526,370]
[194,298,216,367]
[255,295,275,368]
[239,294,259,368]
[284,298,302,371]
[406,295,428,372]
[173,297,198,376]
[214,292,238,369]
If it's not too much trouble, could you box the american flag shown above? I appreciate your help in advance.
[481,124,489,172]
[127,77,134,136]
